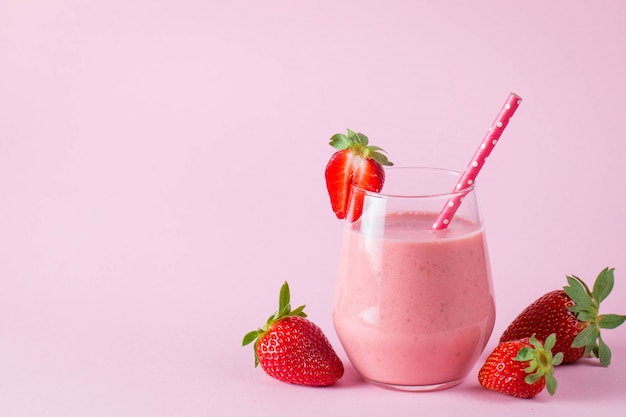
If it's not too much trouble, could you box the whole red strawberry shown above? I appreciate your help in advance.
[325,129,393,221]
[500,267,626,366]
[478,334,562,399]
[242,281,344,386]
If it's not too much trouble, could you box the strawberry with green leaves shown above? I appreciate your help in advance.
[478,334,562,399]
[242,282,344,386]
[325,129,393,221]
[500,267,625,366]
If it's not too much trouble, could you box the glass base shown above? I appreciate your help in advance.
[363,378,463,392]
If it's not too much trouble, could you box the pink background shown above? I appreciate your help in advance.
[1,1,625,415]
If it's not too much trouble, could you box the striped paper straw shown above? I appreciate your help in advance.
[432,92,522,230]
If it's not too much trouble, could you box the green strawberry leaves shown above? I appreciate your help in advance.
[592,267,615,303]
[564,267,626,366]
[599,314,626,329]
[514,334,562,396]
[276,280,307,319]
[329,129,393,167]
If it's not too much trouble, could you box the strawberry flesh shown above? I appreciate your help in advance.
[325,150,385,220]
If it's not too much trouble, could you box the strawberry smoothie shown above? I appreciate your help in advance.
[333,210,495,390]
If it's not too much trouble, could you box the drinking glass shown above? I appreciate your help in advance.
[332,167,496,391]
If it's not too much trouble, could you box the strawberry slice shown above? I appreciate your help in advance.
[324,129,393,220]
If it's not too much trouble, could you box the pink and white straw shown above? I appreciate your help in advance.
[432,92,522,230]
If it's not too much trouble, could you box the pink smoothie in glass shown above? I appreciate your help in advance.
[333,210,495,388]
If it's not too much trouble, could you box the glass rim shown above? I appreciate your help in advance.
[353,166,475,199]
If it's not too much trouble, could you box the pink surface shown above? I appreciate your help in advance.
[1,1,625,415]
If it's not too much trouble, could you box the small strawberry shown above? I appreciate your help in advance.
[478,334,563,399]
[500,267,626,366]
[324,129,393,221]
[242,281,344,386]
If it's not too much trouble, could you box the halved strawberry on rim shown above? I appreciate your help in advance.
[324,129,393,221]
